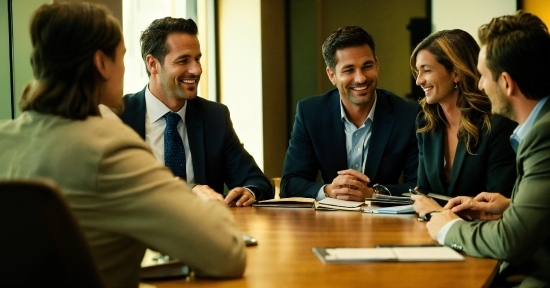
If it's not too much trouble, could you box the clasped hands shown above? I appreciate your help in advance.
[324,169,372,201]
[412,191,510,240]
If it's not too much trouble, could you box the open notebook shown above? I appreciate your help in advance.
[253,197,364,211]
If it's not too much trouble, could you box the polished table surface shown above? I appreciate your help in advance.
[147,207,498,288]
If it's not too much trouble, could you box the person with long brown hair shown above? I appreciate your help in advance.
[410,29,517,211]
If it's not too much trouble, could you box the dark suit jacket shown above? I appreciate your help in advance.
[120,87,273,200]
[281,88,420,198]
[417,113,517,198]
[445,99,550,286]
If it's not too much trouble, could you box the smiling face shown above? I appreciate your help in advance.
[415,49,459,106]
[148,32,202,109]
[477,46,514,119]
[326,44,379,108]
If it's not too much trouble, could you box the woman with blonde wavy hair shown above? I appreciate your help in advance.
[410,29,517,205]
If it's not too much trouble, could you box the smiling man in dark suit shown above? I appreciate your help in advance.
[281,26,420,201]
[120,17,272,206]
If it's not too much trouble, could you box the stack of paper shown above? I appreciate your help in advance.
[315,198,364,211]
[365,195,414,206]
[363,204,415,214]
[402,192,452,205]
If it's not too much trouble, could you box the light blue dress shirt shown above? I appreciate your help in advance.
[509,96,549,152]
[315,93,377,200]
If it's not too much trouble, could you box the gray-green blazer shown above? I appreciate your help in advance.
[445,99,550,287]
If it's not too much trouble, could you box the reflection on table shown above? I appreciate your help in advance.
[146,207,498,288]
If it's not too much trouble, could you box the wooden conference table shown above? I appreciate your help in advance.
[147,207,498,288]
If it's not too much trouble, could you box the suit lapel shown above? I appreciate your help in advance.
[364,91,394,181]
[185,99,206,183]
[447,138,467,195]
[121,87,147,139]
[324,91,348,171]
[424,128,447,194]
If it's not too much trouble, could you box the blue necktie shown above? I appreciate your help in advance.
[164,112,187,179]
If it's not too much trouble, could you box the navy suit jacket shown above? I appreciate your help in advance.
[416,113,517,198]
[119,87,273,200]
[281,88,420,198]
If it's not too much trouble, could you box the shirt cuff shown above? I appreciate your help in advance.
[244,186,257,200]
[437,218,463,245]
[316,185,327,201]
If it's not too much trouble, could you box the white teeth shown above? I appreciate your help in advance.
[351,86,367,91]
[182,79,195,84]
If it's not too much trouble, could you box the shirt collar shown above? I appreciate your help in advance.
[145,85,187,124]
[340,91,378,126]
[511,95,549,144]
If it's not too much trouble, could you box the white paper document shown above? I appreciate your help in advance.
[363,204,415,214]
[324,248,396,261]
[312,246,464,263]
[318,198,364,208]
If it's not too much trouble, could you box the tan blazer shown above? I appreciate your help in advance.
[0,111,246,288]
[445,100,550,287]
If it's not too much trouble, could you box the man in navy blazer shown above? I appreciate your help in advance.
[281,26,420,201]
[120,17,272,205]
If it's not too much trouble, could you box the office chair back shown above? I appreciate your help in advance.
[0,179,104,287]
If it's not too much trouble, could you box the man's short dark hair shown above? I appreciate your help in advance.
[140,17,198,76]
[322,26,376,70]
[478,10,550,100]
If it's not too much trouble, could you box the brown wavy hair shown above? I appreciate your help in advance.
[19,2,122,120]
[410,29,492,154]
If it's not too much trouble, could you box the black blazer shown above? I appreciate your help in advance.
[416,112,517,198]
[119,87,273,200]
[281,88,421,198]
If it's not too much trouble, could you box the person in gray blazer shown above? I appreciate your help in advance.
[0,3,245,287]
[412,11,550,287]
